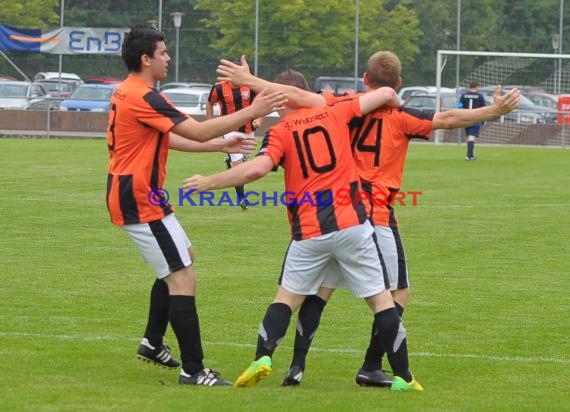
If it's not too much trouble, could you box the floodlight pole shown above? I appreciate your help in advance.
[254,0,259,76]
[557,0,564,95]
[171,12,185,83]
[553,33,559,94]
[354,0,360,91]
[456,0,461,88]
[158,0,163,31]
[58,0,64,81]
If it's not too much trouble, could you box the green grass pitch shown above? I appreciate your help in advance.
[0,138,568,411]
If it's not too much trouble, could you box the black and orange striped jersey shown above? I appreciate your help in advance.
[324,92,433,227]
[106,74,189,226]
[208,80,257,134]
[259,99,368,241]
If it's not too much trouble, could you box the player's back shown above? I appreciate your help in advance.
[262,100,368,240]
[350,106,432,193]
[208,81,256,134]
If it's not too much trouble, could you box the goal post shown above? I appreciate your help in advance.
[433,50,570,147]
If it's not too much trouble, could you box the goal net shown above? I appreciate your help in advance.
[434,50,570,147]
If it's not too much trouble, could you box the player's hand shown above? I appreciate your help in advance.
[492,86,520,115]
[252,117,263,129]
[250,88,287,118]
[222,135,257,154]
[217,54,252,85]
[183,175,211,194]
[386,88,401,108]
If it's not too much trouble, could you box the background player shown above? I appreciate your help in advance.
[206,80,263,210]
[458,80,487,160]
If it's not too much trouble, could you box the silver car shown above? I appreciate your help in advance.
[0,80,54,110]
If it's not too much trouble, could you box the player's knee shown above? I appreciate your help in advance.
[392,287,410,307]
[164,266,196,295]
[366,289,395,313]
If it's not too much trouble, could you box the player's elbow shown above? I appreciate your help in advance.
[243,158,272,181]
[246,165,268,181]
[434,110,461,130]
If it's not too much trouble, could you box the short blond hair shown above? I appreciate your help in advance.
[365,51,401,89]
[274,69,309,91]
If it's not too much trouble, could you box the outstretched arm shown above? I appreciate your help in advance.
[183,155,275,192]
[217,55,326,109]
[170,88,286,142]
[358,87,400,114]
[432,86,520,130]
[169,133,257,154]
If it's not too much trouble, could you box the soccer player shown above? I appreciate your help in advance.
[215,53,520,388]
[206,80,263,210]
[183,69,424,391]
[106,24,285,386]
[458,80,487,160]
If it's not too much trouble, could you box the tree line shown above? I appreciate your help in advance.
[0,0,565,89]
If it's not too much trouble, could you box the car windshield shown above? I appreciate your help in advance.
[41,82,74,93]
[0,84,28,98]
[164,92,200,106]
[70,87,113,101]
[406,96,435,108]
[404,94,457,111]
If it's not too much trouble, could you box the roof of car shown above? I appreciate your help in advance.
[34,72,82,81]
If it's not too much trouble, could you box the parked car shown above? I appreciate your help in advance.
[160,82,212,91]
[523,91,558,110]
[479,86,557,124]
[398,86,456,102]
[162,87,218,116]
[314,76,366,95]
[83,77,123,85]
[38,79,80,100]
[0,80,54,110]
[402,92,458,114]
[34,71,82,83]
[59,83,117,112]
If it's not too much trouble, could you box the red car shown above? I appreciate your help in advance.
[83,77,123,85]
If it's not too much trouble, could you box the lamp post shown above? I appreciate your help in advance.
[456,0,461,89]
[170,11,185,82]
[552,33,560,94]
[556,0,564,95]
[354,0,360,91]
[254,0,259,76]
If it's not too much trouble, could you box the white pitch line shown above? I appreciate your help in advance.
[1,331,568,365]
[405,203,570,209]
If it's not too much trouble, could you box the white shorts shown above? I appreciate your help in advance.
[121,213,192,279]
[375,225,409,290]
[280,222,385,298]
[321,225,408,292]
[224,131,254,162]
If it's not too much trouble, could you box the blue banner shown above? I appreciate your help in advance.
[0,24,127,55]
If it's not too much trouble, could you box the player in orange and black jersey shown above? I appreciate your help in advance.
[106,25,285,387]
[214,53,520,388]
[206,80,262,210]
[183,69,423,390]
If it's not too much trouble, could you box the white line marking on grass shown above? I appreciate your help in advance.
[2,332,569,365]
[418,203,569,209]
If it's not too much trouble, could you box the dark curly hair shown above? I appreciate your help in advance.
[121,24,165,72]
